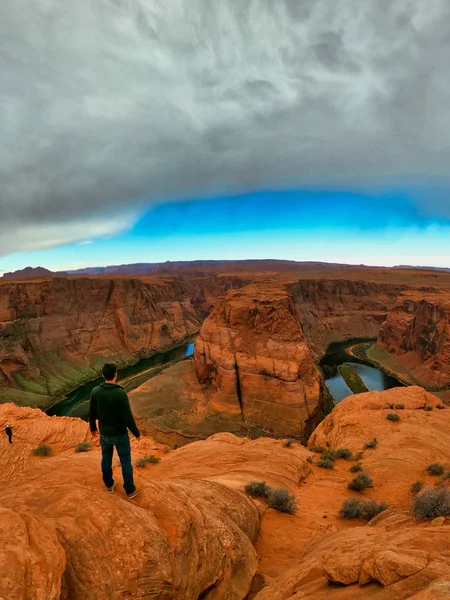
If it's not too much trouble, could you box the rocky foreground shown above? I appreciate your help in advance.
[2,386,450,599]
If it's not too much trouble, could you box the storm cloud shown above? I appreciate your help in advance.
[1,0,450,254]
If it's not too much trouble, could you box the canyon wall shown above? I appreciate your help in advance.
[287,278,406,355]
[0,277,201,407]
[376,290,450,388]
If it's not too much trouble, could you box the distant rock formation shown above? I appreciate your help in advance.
[376,290,450,388]
[1,266,57,280]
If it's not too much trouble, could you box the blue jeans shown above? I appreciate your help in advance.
[100,434,135,494]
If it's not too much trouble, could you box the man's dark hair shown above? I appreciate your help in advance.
[102,363,117,381]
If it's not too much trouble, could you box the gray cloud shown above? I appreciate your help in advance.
[1,0,450,254]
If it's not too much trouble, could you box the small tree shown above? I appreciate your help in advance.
[317,457,334,469]
[32,444,52,456]
[413,486,450,520]
[245,481,271,499]
[386,413,400,422]
[411,481,424,495]
[75,442,92,453]
[335,448,353,460]
[339,498,387,521]
[426,463,445,476]
[364,439,377,449]
[267,488,297,515]
[348,472,373,492]
[350,463,363,473]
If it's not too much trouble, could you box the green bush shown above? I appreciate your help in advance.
[426,463,445,476]
[283,439,295,448]
[386,413,400,422]
[424,405,433,412]
[339,498,387,521]
[364,438,377,449]
[350,463,363,473]
[267,488,297,515]
[395,404,405,410]
[437,404,446,410]
[75,442,92,453]
[245,481,271,499]
[135,455,161,468]
[317,457,335,469]
[32,444,52,456]
[335,448,353,460]
[411,481,424,495]
[306,456,314,464]
[348,472,373,492]
[355,451,365,460]
[322,450,337,461]
[412,486,450,520]
[309,446,325,453]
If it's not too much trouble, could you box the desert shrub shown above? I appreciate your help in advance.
[426,463,445,476]
[339,498,387,521]
[335,448,353,460]
[267,488,297,515]
[412,486,450,520]
[348,472,373,492]
[317,457,335,469]
[395,404,405,410]
[386,413,400,422]
[32,444,52,456]
[245,481,271,499]
[443,472,450,480]
[283,439,295,448]
[322,450,337,461]
[437,404,446,410]
[425,405,433,412]
[388,403,395,409]
[135,455,161,468]
[411,481,424,495]
[355,451,365,460]
[350,463,363,473]
[364,439,377,449]
[306,456,314,464]
[75,441,92,453]
[309,446,325,453]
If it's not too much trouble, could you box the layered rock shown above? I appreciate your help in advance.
[0,403,307,600]
[287,278,405,355]
[0,277,200,407]
[376,291,450,388]
[194,282,325,438]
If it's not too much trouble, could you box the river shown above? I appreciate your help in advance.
[46,341,195,420]
[320,339,403,403]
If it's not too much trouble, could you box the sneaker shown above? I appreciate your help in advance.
[126,483,143,499]
[107,482,116,494]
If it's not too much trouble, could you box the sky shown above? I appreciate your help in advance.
[1,0,450,272]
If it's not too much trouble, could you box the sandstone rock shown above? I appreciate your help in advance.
[0,277,200,408]
[431,516,446,527]
[0,403,311,600]
[194,283,325,438]
[377,291,450,388]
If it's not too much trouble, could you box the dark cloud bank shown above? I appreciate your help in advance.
[1,0,450,253]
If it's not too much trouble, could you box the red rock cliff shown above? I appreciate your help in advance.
[377,290,450,388]
[0,277,200,407]
[194,282,325,438]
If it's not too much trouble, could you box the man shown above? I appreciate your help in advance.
[5,424,12,444]
[89,363,143,498]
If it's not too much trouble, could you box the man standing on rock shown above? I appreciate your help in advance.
[5,424,12,444]
[89,363,143,498]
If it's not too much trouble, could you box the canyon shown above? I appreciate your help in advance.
[3,263,450,598]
